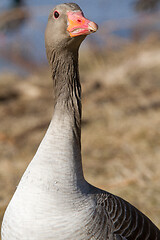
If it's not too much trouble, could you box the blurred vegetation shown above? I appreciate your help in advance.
[0,2,160,237]
[135,0,160,12]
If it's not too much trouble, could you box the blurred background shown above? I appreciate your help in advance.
[0,0,160,233]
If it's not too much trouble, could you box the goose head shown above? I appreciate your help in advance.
[45,3,98,53]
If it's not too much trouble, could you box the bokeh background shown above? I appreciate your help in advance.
[0,0,160,234]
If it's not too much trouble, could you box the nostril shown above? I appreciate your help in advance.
[77,19,82,23]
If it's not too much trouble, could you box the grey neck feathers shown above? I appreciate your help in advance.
[48,47,81,148]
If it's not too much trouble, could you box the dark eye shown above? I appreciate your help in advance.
[54,11,60,19]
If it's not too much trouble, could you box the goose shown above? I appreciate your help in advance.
[1,3,160,240]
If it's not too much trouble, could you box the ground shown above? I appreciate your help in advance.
[0,35,160,236]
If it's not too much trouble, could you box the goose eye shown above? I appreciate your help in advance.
[54,11,60,19]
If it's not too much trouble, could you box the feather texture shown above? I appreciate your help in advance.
[1,3,160,240]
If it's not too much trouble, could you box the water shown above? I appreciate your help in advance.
[0,0,156,73]
[0,0,137,23]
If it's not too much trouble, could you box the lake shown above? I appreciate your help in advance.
[0,0,158,73]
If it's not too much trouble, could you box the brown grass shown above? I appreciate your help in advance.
[0,36,160,236]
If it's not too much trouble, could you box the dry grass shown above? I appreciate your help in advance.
[0,36,160,236]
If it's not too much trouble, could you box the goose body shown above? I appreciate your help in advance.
[1,3,160,240]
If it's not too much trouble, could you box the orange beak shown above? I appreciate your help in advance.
[67,11,98,37]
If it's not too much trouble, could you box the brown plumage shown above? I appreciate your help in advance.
[1,3,160,240]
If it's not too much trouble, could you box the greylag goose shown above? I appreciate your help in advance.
[1,3,160,240]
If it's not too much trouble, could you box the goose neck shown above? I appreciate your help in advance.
[50,48,82,146]
[36,47,85,190]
